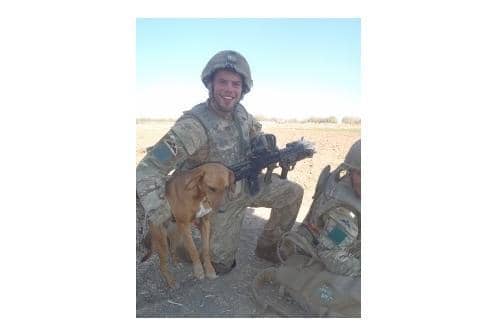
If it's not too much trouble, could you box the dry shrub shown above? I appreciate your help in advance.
[254,115,289,123]
[303,116,337,124]
[255,115,338,124]
[341,116,361,125]
[136,117,176,124]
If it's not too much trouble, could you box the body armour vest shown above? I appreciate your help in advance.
[177,102,251,171]
[304,167,361,258]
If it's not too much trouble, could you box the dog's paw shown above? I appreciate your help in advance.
[203,262,218,279]
[205,271,218,280]
[192,263,205,280]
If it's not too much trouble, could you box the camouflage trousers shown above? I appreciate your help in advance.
[136,167,303,267]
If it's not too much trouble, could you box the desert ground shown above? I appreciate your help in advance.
[136,119,360,317]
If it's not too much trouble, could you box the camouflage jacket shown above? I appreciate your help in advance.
[302,166,361,277]
[138,101,262,177]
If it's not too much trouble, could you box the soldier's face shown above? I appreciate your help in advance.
[211,70,243,113]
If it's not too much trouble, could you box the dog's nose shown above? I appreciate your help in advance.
[217,207,226,213]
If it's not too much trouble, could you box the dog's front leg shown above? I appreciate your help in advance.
[199,216,217,279]
[150,223,178,289]
[177,222,204,280]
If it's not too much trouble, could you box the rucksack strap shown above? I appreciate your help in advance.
[277,229,319,264]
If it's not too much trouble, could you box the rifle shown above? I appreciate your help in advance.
[229,134,316,195]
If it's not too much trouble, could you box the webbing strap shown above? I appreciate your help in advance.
[277,231,319,263]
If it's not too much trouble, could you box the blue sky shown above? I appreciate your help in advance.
[136,18,361,120]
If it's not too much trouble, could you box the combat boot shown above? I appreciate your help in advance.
[212,260,237,275]
[255,234,294,264]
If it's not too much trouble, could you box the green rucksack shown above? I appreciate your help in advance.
[251,251,360,317]
[251,202,361,317]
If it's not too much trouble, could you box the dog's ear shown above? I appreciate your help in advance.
[185,168,205,191]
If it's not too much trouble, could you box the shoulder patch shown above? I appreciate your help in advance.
[150,140,176,164]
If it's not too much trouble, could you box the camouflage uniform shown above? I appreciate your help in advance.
[136,50,304,272]
[299,140,361,277]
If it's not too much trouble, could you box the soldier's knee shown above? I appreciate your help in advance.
[289,182,304,203]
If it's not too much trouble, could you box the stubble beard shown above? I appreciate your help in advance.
[209,89,241,114]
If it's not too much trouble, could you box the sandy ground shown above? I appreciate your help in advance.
[136,120,360,317]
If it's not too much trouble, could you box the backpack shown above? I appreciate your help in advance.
[251,197,361,317]
[251,252,360,317]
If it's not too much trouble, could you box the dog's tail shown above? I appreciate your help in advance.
[140,231,152,262]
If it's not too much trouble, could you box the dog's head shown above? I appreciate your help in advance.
[185,163,235,210]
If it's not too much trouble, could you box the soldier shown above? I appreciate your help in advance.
[250,141,361,316]
[136,50,304,274]
[297,139,361,277]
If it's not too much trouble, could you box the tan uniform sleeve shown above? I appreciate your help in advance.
[137,116,207,176]
[170,116,208,155]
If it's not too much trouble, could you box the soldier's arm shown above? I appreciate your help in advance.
[319,245,361,277]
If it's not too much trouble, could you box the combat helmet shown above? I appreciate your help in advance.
[343,139,361,171]
[201,50,253,94]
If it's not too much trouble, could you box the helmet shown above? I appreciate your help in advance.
[343,139,361,171]
[201,50,253,94]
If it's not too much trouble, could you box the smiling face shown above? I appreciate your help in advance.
[210,69,243,113]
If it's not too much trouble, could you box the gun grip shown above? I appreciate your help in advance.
[248,176,260,196]
[264,164,276,184]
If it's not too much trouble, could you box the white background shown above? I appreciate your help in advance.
[1,0,496,330]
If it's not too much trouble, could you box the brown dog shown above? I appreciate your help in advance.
[142,163,235,288]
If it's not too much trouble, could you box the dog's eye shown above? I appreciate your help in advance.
[208,186,217,192]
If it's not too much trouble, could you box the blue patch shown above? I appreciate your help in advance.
[328,226,347,245]
[150,142,175,164]
[318,285,334,304]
